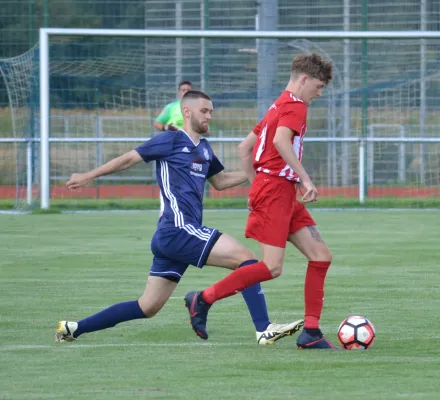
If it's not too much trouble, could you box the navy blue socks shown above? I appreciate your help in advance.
[75,300,146,337]
[239,259,271,332]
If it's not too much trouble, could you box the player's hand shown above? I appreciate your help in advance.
[66,173,93,190]
[300,179,318,203]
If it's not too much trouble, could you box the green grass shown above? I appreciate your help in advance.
[1,211,440,399]
[2,196,440,212]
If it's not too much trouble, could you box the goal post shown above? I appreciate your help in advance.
[4,28,440,210]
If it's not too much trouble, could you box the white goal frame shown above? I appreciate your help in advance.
[39,28,440,209]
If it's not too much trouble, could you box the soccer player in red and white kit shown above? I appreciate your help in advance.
[184,53,336,349]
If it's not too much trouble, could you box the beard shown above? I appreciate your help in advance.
[190,116,209,135]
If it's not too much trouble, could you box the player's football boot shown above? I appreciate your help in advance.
[257,320,304,345]
[296,329,339,349]
[55,321,78,342]
[184,291,211,340]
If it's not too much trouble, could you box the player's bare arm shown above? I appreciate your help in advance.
[238,131,257,184]
[273,126,318,203]
[153,120,164,131]
[208,170,248,191]
[66,150,142,190]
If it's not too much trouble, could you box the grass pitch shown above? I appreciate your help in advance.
[1,211,439,399]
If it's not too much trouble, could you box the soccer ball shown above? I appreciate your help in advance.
[337,316,376,350]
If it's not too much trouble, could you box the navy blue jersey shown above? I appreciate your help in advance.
[135,130,224,228]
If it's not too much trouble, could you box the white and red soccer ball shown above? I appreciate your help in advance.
[337,316,376,350]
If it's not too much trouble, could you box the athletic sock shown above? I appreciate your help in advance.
[201,261,273,305]
[239,259,270,332]
[303,261,331,329]
[74,300,146,338]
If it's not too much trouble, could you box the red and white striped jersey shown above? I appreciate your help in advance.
[252,91,307,182]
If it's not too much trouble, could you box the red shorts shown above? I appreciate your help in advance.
[245,173,316,248]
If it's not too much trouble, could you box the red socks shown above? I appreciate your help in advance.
[200,259,330,329]
[202,261,273,304]
[304,261,331,329]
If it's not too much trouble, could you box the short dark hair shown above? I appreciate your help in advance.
[181,90,211,103]
[178,80,192,88]
[291,53,333,85]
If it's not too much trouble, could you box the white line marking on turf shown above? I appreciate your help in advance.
[1,342,246,351]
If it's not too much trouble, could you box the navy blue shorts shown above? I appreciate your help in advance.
[149,224,222,282]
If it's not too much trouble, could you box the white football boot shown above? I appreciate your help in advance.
[256,320,304,345]
[55,321,78,342]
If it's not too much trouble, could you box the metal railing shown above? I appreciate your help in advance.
[2,136,440,208]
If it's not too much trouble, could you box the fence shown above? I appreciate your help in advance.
[2,135,440,208]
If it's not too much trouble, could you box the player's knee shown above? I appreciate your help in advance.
[325,249,333,263]
[318,247,332,262]
[306,246,332,262]
[262,257,284,278]
[263,261,283,278]
[269,265,283,278]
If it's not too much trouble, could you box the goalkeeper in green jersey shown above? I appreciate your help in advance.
[153,80,192,132]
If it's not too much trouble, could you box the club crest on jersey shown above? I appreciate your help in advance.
[203,148,210,160]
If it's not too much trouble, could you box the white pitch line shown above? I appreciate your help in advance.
[1,342,246,351]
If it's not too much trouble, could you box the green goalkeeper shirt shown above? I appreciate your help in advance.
[155,100,184,129]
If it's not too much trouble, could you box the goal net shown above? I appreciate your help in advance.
[1,30,440,210]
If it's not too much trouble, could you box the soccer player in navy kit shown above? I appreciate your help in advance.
[56,90,303,344]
